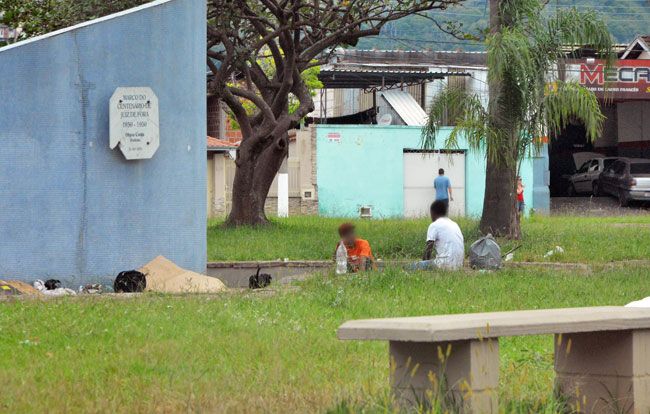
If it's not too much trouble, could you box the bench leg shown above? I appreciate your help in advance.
[389,339,499,413]
[555,330,650,413]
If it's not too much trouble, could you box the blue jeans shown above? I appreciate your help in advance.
[517,201,525,213]
[409,260,439,270]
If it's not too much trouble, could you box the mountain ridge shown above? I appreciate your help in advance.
[356,0,650,51]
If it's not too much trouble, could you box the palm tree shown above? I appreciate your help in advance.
[422,0,614,238]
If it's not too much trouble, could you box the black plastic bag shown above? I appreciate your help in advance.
[114,270,146,293]
[469,235,502,270]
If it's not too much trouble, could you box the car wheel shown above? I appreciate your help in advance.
[619,190,630,207]
[567,184,576,197]
[592,182,600,197]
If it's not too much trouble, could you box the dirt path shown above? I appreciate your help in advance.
[551,197,650,216]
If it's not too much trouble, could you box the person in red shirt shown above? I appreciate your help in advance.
[336,223,375,272]
[517,176,525,216]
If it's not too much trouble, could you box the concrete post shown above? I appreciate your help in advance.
[555,329,650,413]
[214,155,227,215]
[532,144,550,215]
[277,173,289,217]
[390,340,499,413]
[277,158,289,218]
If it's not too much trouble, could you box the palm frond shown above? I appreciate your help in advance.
[421,87,488,151]
[499,0,543,28]
[547,8,615,67]
[421,0,612,172]
[543,81,605,141]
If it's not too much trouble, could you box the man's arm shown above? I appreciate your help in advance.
[448,185,453,201]
[423,240,434,261]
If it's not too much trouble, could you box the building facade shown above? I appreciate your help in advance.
[206,129,318,218]
[553,36,650,195]
[316,125,539,218]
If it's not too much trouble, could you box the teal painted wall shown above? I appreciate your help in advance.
[316,125,538,218]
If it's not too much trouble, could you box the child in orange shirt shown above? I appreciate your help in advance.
[336,223,375,272]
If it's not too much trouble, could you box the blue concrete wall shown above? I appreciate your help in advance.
[316,125,539,218]
[0,0,206,285]
[532,145,551,214]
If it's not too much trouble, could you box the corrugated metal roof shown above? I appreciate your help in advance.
[380,90,428,126]
[318,66,459,89]
[334,49,487,68]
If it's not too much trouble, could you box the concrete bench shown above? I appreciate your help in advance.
[338,306,650,413]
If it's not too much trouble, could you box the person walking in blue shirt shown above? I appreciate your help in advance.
[433,168,453,208]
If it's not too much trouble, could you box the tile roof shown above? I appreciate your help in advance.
[207,136,239,151]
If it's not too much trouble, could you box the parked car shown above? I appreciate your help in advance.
[597,158,650,206]
[566,157,618,196]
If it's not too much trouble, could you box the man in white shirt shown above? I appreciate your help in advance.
[413,200,465,270]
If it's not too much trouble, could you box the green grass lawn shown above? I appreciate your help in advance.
[208,215,650,263]
[3,215,650,413]
[2,266,650,413]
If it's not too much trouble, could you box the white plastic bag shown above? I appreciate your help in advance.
[33,280,76,296]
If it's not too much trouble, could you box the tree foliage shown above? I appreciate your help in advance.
[0,0,148,40]
[227,56,323,130]
[422,0,614,237]
[207,0,465,226]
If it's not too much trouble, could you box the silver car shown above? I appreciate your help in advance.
[567,157,618,196]
[598,158,650,206]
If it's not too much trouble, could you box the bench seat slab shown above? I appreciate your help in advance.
[390,339,499,413]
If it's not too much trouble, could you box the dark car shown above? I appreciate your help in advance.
[597,158,650,206]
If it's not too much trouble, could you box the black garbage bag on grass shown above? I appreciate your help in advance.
[114,270,146,293]
[469,235,502,270]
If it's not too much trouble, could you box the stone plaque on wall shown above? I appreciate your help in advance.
[109,87,159,160]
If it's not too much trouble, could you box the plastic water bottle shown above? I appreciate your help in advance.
[336,241,348,274]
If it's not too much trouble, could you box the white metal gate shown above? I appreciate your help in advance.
[403,150,466,217]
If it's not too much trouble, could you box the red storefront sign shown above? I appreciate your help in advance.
[576,60,650,100]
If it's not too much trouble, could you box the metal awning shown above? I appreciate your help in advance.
[380,90,428,126]
[318,67,467,89]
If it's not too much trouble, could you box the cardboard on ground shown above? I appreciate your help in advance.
[0,280,41,295]
[140,255,226,294]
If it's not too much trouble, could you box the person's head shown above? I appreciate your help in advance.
[517,176,522,183]
[430,200,448,221]
[438,168,445,175]
[338,222,357,246]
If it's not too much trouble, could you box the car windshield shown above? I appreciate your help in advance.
[604,159,616,168]
[631,163,650,175]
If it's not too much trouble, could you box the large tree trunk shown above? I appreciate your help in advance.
[225,131,289,226]
[480,152,520,238]
[481,0,520,238]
